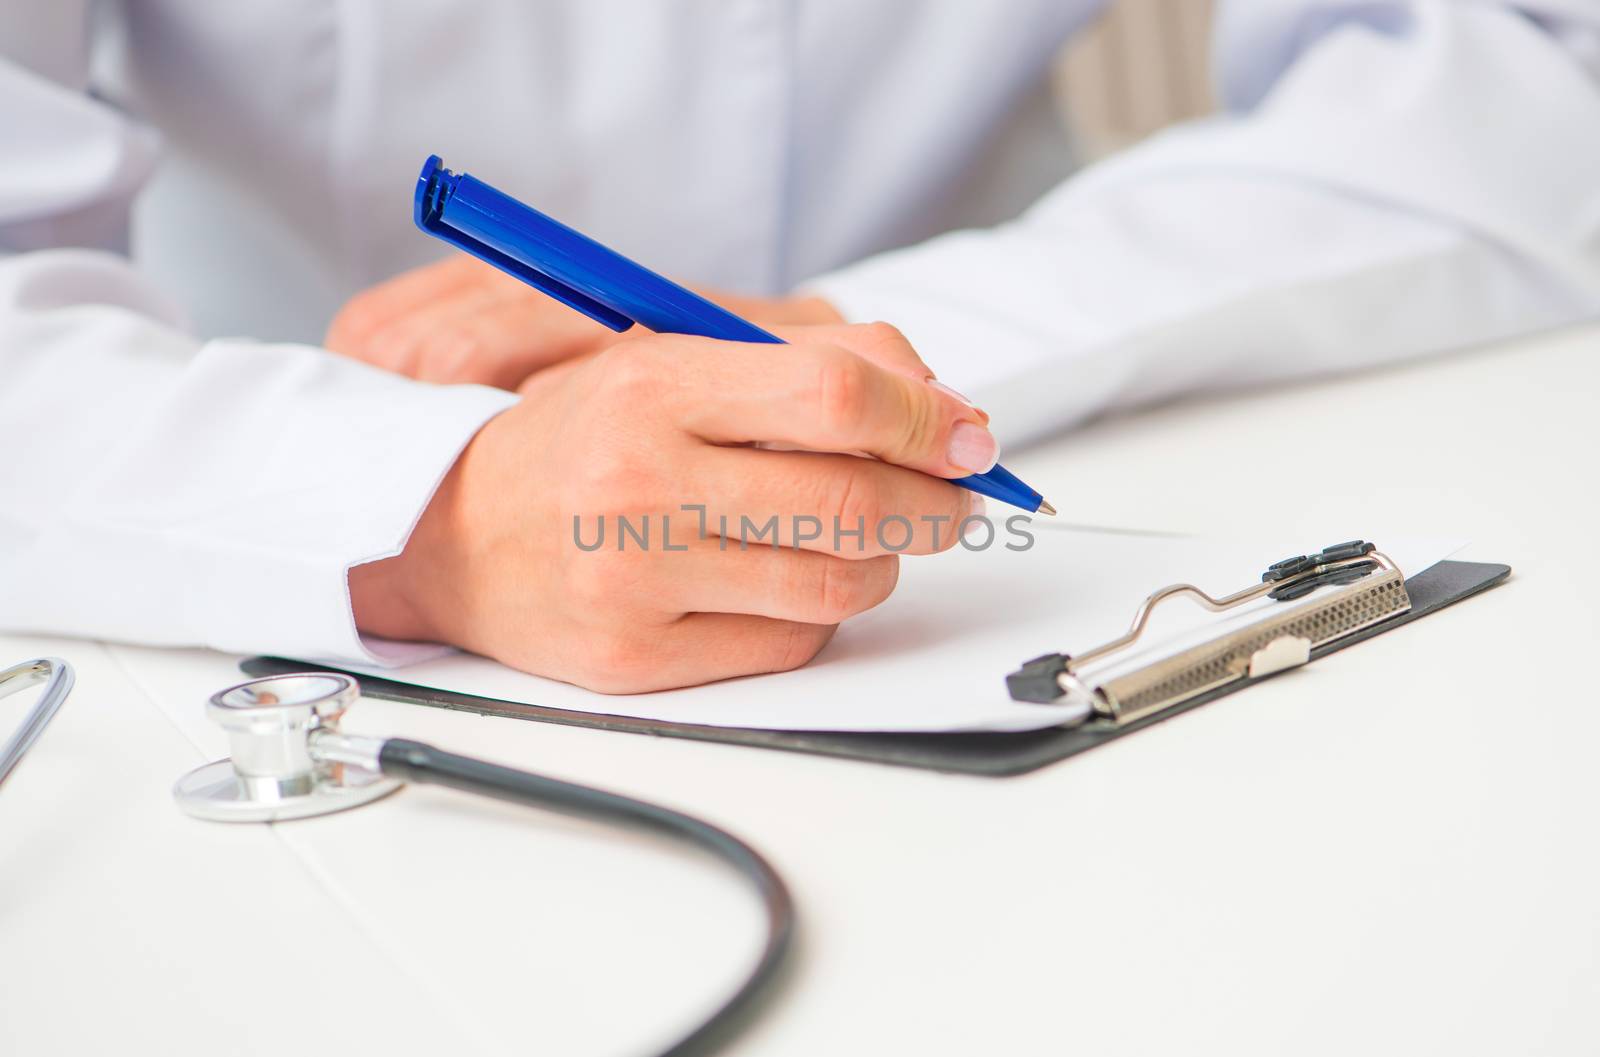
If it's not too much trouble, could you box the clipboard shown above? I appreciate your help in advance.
[243,557,1507,777]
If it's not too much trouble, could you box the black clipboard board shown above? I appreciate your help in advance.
[243,559,1508,777]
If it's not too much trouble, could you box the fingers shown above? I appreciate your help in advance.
[337,286,504,378]
[326,257,493,355]
[683,446,977,556]
[379,294,626,387]
[672,612,839,680]
[327,255,623,387]
[627,330,999,478]
[552,538,891,692]
[643,544,900,623]
[577,614,838,694]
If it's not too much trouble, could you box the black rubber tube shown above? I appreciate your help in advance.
[378,738,794,1057]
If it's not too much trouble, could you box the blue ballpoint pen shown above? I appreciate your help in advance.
[413,155,1054,515]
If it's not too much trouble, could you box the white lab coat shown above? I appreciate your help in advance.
[2,1,1597,665]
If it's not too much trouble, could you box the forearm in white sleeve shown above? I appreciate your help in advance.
[0,32,518,665]
[0,252,517,665]
[804,0,1600,447]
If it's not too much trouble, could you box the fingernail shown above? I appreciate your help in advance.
[927,379,989,422]
[947,421,999,474]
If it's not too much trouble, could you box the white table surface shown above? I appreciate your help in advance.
[4,323,1597,1056]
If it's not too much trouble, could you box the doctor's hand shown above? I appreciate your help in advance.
[326,256,842,390]
[348,323,997,693]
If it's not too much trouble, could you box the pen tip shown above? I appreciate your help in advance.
[1036,498,1057,516]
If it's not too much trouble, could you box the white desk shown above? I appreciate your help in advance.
[4,324,1597,1056]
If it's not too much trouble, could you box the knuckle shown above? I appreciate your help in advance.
[811,559,864,623]
[593,342,663,401]
[772,622,831,672]
[819,462,882,538]
[565,549,639,609]
[888,384,937,462]
[572,628,654,692]
[813,349,872,439]
[564,556,616,610]
[578,445,657,507]
[857,320,908,352]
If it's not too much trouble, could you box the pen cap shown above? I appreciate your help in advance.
[414,155,777,342]
[415,156,631,331]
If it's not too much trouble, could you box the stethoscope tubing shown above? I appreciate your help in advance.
[377,737,795,1057]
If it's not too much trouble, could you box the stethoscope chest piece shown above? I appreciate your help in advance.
[173,672,401,823]
[173,667,795,1055]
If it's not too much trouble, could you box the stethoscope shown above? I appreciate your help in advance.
[6,659,792,1057]
[0,657,74,790]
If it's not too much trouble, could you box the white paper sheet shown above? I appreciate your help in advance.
[331,529,1462,734]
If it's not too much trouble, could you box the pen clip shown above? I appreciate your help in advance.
[414,155,635,333]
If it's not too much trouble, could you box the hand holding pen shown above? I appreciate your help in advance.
[348,320,1001,692]
[338,156,1054,692]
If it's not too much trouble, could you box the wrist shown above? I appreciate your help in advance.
[348,446,473,647]
[349,550,436,644]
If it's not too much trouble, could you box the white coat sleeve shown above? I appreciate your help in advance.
[0,34,517,665]
[804,0,1600,446]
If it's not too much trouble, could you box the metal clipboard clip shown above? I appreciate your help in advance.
[1005,541,1412,728]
